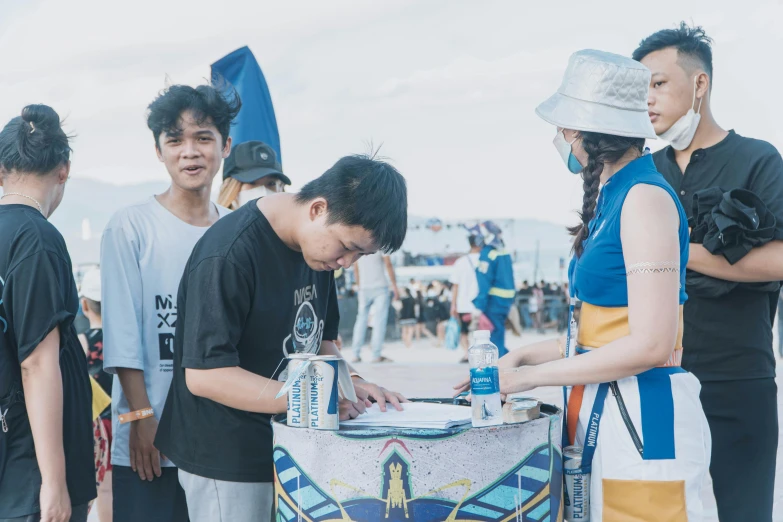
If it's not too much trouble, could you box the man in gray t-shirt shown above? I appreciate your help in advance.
[102,83,237,522]
[351,252,399,363]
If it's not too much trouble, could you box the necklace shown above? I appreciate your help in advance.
[1,193,43,215]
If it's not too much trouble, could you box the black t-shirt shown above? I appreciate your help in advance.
[422,296,439,322]
[156,202,340,482]
[399,296,416,320]
[653,131,783,382]
[0,205,96,517]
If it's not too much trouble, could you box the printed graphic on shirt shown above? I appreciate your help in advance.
[155,293,176,370]
[86,338,104,367]
[283,284,324,358]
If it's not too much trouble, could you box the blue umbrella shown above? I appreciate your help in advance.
[211,46,282,164]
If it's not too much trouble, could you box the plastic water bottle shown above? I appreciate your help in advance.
[469,330,502,427]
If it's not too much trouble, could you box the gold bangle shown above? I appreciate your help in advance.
[557,338,565,359]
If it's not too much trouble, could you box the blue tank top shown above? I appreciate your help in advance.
[569,154,689,307]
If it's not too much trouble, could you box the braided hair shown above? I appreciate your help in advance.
[568,131,645,257]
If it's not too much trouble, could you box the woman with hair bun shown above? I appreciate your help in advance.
[0,105,95,522]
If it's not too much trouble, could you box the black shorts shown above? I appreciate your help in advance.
[113,466,189,522]
[0,504,89,522]
[459,314,472,335]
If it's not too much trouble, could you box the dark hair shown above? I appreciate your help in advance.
[147,84,241,148]
[83,297,101,316]
[0,105,71,175]
[568,132,645,257]
[468,235,481,248]
[296,155,408,253]
[632,22,713,81]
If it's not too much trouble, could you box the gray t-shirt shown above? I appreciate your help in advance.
[357,252,388,290]
[101,197,229,468]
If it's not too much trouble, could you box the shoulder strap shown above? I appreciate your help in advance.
[609,381,644,458]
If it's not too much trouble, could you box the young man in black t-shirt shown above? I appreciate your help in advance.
[634,24,783,520]
[156,155,408,521]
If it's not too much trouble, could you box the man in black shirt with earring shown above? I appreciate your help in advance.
[634,23,783,521]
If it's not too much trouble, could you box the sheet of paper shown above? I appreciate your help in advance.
[341,402,472,428]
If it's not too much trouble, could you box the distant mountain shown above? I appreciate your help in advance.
[49,178,169,265]
[400,216,571,282]
[45,178,571,281]
[403,215,570,254]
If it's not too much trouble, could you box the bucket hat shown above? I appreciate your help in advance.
[536,49,656,139]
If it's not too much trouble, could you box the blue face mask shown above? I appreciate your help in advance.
[553,130,583,174]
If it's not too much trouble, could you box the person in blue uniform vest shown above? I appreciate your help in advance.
[469,221,515,356]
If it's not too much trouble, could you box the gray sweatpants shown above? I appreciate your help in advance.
[178,469,274,522]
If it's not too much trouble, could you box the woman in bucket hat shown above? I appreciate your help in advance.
[457,50,711,520]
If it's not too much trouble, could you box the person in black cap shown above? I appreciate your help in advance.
[217,141,291,210]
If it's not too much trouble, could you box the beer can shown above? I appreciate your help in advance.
[286,353,315,428]
[564,445,590,521]
[308,355,340,430]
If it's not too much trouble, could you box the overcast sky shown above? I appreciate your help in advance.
[1,0,780,225]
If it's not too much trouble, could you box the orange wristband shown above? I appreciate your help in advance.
[118,407,154,424]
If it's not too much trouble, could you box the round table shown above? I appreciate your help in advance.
[272,399,563,522]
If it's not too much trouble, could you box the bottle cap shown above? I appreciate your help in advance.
[474,330,491,343]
